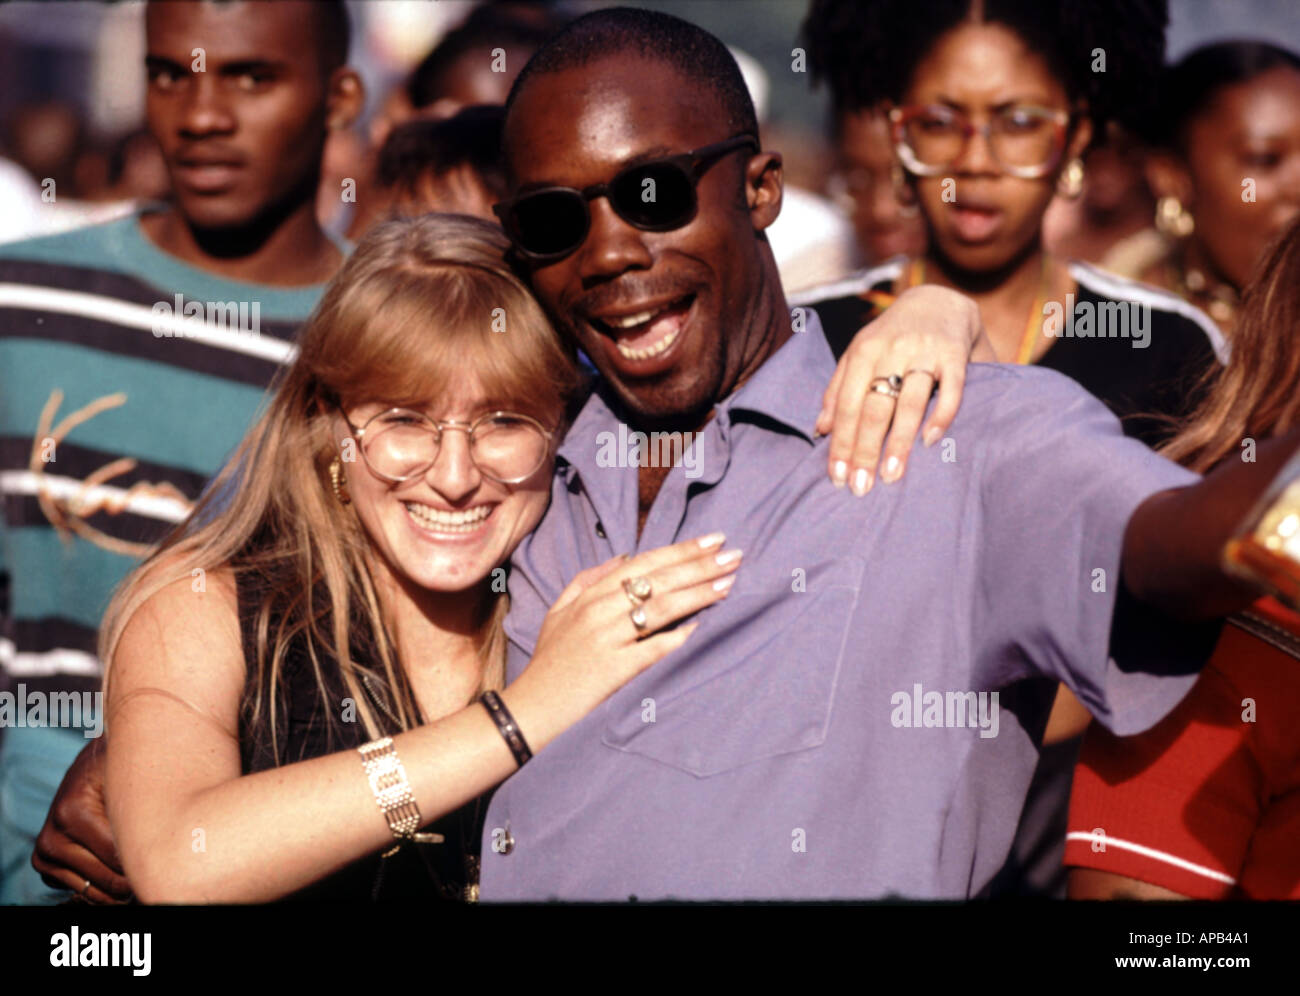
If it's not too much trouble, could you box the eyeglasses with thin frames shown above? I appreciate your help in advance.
[339,407,555,486]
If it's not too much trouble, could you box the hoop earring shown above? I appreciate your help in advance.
[1057,158,1085,200]
[328,457,350,505]
[1155,196,1194,238]
[890,161,919,217]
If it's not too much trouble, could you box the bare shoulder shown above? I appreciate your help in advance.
[109,555,245,711]
[123,553,240,632]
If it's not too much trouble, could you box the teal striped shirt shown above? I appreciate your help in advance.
[0,208,346,709]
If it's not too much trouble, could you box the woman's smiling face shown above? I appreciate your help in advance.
[336,377,556,595]
[902,21,1090,273]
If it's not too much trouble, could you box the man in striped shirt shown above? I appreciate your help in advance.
[0,0,361,903]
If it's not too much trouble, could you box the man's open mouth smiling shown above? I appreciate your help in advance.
[585,293,696,372]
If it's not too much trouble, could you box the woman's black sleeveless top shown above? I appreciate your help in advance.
[235,570,486,902]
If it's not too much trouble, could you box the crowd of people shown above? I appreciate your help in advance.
[0,0,1298,904]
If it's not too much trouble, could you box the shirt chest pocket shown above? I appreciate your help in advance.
[601,556,865,777]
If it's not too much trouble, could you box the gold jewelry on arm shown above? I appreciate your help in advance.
[357,736,430,857]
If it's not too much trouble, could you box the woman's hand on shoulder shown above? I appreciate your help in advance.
[817,283,992,495]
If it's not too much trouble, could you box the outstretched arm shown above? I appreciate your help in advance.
[1122,426,1300,620]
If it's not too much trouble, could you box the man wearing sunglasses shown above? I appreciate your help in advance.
[477,8,1299,901]
[494,134,760,263]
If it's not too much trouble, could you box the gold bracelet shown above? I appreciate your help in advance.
[357,736,422,856]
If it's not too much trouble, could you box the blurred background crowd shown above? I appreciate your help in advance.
[2,0,1297,311]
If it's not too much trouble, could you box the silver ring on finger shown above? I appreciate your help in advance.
[629,604,650,636]
[622,576,652,606]
[878,373,905,392]
[868,377,901,400]
[81,879,92,897]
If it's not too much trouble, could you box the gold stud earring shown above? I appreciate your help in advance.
[1155,195,1194,238]
[328,457,350,504]
[1057,158,1085,200]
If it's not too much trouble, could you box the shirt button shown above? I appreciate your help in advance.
[595,521,607,539]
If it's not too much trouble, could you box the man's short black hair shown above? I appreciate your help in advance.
[376,105,506,200]
[803,0,1167,140]
[504,6,760,141]
[311,0,351,75]
[407,3,568,109]
[146,0,349,74]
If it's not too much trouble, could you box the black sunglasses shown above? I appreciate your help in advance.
[494,134,760,262]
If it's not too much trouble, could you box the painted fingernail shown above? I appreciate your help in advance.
[883,456,902,482]
[851,468,871,496]
[923,426,942,447]
[715,548,743,566]
[697,532,726,549]
[713,574,737,593]
[832,460,848,487]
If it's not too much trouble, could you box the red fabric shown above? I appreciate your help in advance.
[1065,598,1300,898]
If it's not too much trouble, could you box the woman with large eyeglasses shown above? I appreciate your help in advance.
[803,0,1225,457]
[801,0,1228,898]
[91,212,983,903]
[95,215,747,903]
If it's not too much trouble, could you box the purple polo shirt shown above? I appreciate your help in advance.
[481,310,1200,900]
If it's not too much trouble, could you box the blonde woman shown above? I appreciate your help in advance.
[100,214,743,902]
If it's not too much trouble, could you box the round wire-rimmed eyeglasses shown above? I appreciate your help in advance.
[339,407,555,486]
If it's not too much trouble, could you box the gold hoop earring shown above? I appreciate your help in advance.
[1057,158,1085,200]
[328,457,350,505]
[1155,196,1194,238]
[890,161,920,217]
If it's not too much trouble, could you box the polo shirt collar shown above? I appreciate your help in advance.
[722,308,833,442]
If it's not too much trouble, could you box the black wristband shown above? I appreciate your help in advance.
[480,690,533,767]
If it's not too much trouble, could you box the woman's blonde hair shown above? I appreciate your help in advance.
[100,213,581,759]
